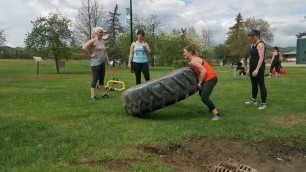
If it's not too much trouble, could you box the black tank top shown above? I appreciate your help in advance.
[273,52,280,62]
[249,41,266,71]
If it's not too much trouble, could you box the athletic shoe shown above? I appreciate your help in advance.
[275,73,279,78]
[102,94,109,98]
[212,115,221,121]
[245,99,257,105]
[258,104,267,110]
[91,96,99,101]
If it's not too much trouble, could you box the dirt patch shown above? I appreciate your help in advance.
[143,138,306,172]
[70,139,306,171]
[270,115,306,128]
[0,69,117,83]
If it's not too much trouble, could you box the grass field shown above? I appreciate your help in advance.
[0,59,306,171]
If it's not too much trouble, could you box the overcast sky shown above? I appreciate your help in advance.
[0,0,305,48]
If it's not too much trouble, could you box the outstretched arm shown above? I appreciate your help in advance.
[128,43,134,69]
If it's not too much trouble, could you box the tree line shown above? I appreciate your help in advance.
[1,0,305,73]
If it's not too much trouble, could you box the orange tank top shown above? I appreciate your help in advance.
[192,60,217,82]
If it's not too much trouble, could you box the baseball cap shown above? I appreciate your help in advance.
[248,30,260,37]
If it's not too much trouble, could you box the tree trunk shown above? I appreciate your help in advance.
[54,56,60,74]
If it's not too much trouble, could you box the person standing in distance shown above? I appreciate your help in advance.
[183,45,221,121]
[269,46,281,77]
[245,30,268,109]
[128,30,151,85]
[82,27,111,101]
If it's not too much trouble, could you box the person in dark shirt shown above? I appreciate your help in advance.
[245,30,268,110]
[269,46,281,77]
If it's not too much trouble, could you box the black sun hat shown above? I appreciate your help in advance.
[248,30,260,37]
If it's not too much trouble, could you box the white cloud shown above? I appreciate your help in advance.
[0,0,305,48]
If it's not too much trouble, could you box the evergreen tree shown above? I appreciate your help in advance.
[225,13,249,62]
[105,4,124,63]
[0,29,6,47]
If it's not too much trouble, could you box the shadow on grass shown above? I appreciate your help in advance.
[136,102,209,121]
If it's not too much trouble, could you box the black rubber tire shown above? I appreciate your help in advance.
[121,67,199,116]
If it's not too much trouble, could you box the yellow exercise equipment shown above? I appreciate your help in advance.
[105,78,125,91]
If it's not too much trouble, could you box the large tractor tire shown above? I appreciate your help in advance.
[121,67,199,116]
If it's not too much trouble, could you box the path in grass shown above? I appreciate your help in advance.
[0,69,118,82]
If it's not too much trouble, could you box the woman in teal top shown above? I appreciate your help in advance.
[128,30,151,85]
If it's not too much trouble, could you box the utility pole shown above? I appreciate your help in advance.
[152,24,155,67]
[130,0,133,44]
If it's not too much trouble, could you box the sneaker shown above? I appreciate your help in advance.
[258,104,267,110]
[91,96,99,101]
[275,73,279,78]
[212,115,221,121]
[245,99,257,105]
[102,94,109,98]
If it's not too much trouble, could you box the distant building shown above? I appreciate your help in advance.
[297,39,306,64]
[283,50,296,59]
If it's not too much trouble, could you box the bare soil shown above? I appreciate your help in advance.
[143,138,306,172]
[81,139,306,172]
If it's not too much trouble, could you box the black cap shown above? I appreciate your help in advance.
[248,30,260,37]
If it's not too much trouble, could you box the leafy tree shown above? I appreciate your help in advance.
[245,17,274,43]
[105,4,124,62]
[0,29,6,47]
[201,28,214,45]
[155,27,213,66]
[213,44,230,65]
[25,11,73,74]
[142,14,162,66]
[187,26,199,38]
[74,0,106,45]
[144,14,162,33]
[186,26,213,57]
[225,13,249,62]
[296,16,306,38]
[171,28,182,36]
[154,32,184,65]
[120,14,214,67]
[117,32,131,66]
[225,14,274,64]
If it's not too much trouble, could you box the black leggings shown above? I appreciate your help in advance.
[199,77,218,111]
[270,61,280,73]
[250,69,267,103]
[132,62,150,85]
[91,63,105,88]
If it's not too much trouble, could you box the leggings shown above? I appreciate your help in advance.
[199,77,218,111]
[250,69,267,103]
[270,61,280,74]
[132,62,150,85]
[91,63,105,88]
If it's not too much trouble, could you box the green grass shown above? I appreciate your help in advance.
[1,59,306,171]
